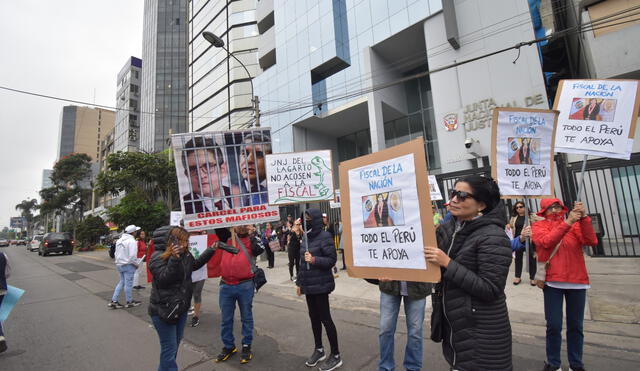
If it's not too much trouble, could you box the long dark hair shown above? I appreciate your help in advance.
[161,227,190,261]
[455,175,501,213]
[511,201,525,217]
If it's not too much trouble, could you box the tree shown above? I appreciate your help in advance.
[76,215,109,248]
[15,198,38,236]
[106,190,169,235]
[95,150,178,206]
[39,153,93,235]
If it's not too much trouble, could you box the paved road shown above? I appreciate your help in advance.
[1,246,639,370]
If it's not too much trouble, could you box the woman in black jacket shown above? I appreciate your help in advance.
[296,209,342,371]
[148,226,228,371]
[424,175,512,371]
[288,218,302,281]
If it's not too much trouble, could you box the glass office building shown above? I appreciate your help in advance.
[140,0,189,153]
[188,0,259,132]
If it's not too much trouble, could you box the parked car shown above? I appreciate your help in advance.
[10,240,18,245]
[17,239,28,246]
[0,239,8,247]
[39,232,75,256]
[30,235,44,251]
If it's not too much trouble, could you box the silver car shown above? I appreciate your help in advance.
[30,235,44,251]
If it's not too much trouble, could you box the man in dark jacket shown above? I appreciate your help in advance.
[366,278,432,371]
[216,225,265,365]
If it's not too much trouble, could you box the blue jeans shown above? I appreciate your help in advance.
[112,264,136,303]
[379,292,426,371]
[151,313,188,371]
[0,294,4,337]
[543,286,586,369]
[219,280,255,348]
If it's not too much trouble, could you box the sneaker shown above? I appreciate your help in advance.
[570,367,586,371]
[0,336,7,353]
[108,301,124,309]
[191,316,200,327]
[305,348,326,367]
[240,344,253,364]
[216,346,237,362]
[542,363,562,371]
[125,300,141,308]
[133,285,146,290]
[318,354,342,371]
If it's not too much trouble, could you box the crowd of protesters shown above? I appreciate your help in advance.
[95,173,598,371]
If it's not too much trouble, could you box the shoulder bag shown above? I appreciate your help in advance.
[157,259,189,324]
[534,243,561,289]
[236,235,267,292]
[430,283,444,342]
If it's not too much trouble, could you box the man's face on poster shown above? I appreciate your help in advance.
[240,141,270,185]
[186,149,226,198]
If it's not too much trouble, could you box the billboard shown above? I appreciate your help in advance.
[10,217,26,229]
[172,129,280,231]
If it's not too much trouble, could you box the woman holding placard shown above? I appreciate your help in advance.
[424,175,512,371]
[509,201,541,286]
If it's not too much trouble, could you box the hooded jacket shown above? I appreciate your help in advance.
[114,233,139,266]
[436,204,513,371]
[297,209,336,295]
[219,234,264,285]
[147,226,215,317]
[531,198,598,284]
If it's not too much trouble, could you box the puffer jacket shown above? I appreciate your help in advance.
[147,226,215,317]
[435,204,513,371]
[531,198,598,284]
[297,209,336,295]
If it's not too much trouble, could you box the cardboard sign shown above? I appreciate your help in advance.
[339,138,440,283]
[330,189,341,209]
[491,108,558,198]
[553,79,639,159]
[428,175,443,201]
[169,211,182,226]
[172,130,280,230]
[265,150,334,205]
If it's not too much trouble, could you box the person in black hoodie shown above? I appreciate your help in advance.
[424,175,512,371]
[296,209,343,371]
[148,226,238,371]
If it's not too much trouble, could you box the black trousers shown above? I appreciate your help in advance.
[288,248,299,278]
[265,245,274,268]
[515,246,536,280]
[305,293,339,355]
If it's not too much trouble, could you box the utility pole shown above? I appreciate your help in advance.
[254,96,261,127]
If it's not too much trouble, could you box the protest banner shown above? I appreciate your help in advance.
[428,175,443,201]
[265,150,334,205]
[553,79,639,159]
[172,129,280,231]
[330,190,341,209]
[169,211,182,226]
[491,107,559,198]
[339,138,440,283]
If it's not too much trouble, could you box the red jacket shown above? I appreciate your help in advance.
[137,240,147,259]
[532,200,598,284]
[219,236,254,285]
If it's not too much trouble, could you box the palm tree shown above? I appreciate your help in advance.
[15,198,38,237]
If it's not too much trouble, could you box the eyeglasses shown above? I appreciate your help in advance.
[188,163,217,175]
[449,189,476,202]
[516,205,525,209]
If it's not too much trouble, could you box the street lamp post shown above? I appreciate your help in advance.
[202,31,260,128]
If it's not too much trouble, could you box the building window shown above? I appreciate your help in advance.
[337,128,371,162]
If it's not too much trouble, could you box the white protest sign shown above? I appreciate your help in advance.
[170,211,182,226]
[348,153,425,269]
[553,79,639,159]
[330,189,341,209]
[492,108,558,198]
[188,234,208,282]
[265,150,334,205]
[428,175,443,201]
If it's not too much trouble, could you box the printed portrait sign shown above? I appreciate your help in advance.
[265,150,334,205]
[330,189,341,209]
[428,175,443,201]
[553,79,639,159]
[491,108,558,198]
[172,129,280,231]
[339,138,440,283]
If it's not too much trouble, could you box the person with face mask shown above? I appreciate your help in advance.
[296,209,343,371]
[532,199,597,371]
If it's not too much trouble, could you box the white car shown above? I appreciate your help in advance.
[29,235,44,251]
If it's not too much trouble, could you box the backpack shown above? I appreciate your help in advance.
[109,241,116,259]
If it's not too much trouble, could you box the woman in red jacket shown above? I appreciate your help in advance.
[532,198,598,371]
[133,230,148,290]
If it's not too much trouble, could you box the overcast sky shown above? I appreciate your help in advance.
[0,1,143,231]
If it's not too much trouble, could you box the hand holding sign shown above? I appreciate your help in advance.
[423,246,450,268]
